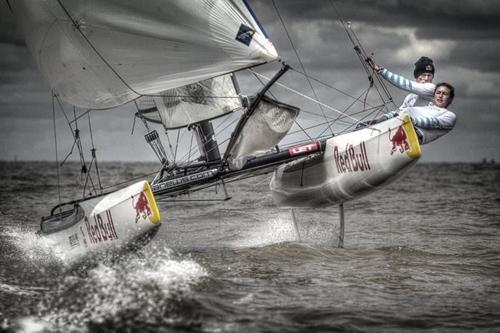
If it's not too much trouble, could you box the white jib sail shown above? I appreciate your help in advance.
[12,0,278,109]
[228,96,300,170]
[136,74,242,129]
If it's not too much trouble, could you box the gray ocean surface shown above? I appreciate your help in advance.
[0,161,499,332]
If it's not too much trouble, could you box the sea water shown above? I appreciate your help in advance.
[0,161,499,332]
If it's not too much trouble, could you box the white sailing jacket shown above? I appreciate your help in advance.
[383,105,456,144]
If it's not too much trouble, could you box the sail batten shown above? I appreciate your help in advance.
[13,0,278,109]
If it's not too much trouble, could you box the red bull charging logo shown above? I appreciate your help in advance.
[133,192,152,223]
[389,126,409,155]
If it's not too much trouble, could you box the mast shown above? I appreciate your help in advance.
[192,121,221,163]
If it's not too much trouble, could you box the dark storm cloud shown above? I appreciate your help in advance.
[0,3,33,82]
[449,40,500,73]
[0,2,24,45]
[0,2,51,121]
[258,0,500,36]
[251,0,500,73]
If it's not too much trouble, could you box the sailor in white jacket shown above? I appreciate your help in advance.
[358,75,456,144]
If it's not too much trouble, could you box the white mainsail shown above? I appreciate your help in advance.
[13,0,278,109]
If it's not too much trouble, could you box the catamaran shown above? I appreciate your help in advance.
[11,0,421,259]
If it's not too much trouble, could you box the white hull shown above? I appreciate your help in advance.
[40,181,161,263]
[270,116,421,207]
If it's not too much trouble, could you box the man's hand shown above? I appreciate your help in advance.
[366,57,380,71]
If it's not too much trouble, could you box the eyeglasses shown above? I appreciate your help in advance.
[435,90,450,96]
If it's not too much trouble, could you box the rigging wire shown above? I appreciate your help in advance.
[249,69,361,123]
[51,92,62,214]
[173,129,180,163]
[54,96,87,173]
[131,110,138,135]
[164,131,177,164]
[72,107,88,174]
[271,0,334,137]
[69,109,92,125]
[289,67,376,109]
[88,112,103,192]
[188,128,195,163]
[52,93,106,200]
[58,104,89,178]
[327,0,396,112]
[82,157,97,197]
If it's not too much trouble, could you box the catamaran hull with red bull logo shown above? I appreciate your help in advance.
[39,181,161,263]
[270,116,422,207]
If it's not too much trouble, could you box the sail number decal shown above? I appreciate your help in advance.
[236,24,256,46]
[333,142,371,174]
[288,142,319,156]
[85,210,118,244]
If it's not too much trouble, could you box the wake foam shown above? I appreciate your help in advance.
[4,240,207,332]
[233,213,301,247]
[3,226,64,266]
[38,244,207,330]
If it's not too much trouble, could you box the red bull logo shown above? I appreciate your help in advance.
[133,192,152,223]
[389,126,409,155]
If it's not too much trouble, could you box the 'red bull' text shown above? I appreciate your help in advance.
[85,210,118,244]
[333,142,371,174]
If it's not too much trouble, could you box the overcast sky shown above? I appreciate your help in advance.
[1,0,499,162]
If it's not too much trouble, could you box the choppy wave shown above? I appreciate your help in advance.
[1,162,499,332]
